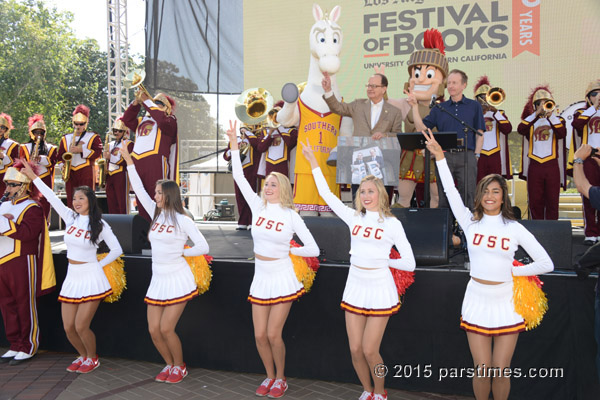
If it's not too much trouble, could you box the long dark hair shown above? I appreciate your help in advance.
[151,180,186,228]
[472,174,515,222]
[74,186,104,246]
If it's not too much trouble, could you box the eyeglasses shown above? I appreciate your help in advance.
[113,129,126,134]
[6,182,23,188]
[365,84,384,89]
[74,122,86,126]
[155,100,165,107]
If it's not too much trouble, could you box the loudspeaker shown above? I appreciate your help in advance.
[303,216,350,263]
[102,214,151,254]
[516,220,572,270]
[391,208,450,266]
[303,208,451,266]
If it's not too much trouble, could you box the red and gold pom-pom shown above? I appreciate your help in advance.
[98,253,126,303]
[389,247,415,296]
[512,260,548,330]
[185,247,213,295]
[290,240,320,292]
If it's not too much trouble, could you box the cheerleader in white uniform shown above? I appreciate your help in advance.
[21,163,122,374]
[226,121,319,399]
[422,129,553,400]
[301,142,416,400]
[120,146,209,384]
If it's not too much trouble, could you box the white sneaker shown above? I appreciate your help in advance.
[0,350,17,363]
[358,390,373,400]
[8,351,34,365]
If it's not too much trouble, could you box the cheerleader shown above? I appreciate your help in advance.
[119,146,209,384]
[422,129,553,400]
[301,142,416,400]
[21,163,123,374]
[226,121,318,398]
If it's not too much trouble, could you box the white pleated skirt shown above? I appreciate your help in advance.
[58,262,112,303]
[248,257,305,306]
[460,279,526,336]
[341,266,400,317]
[144,259,199,306]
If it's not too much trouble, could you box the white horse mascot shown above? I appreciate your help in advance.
[278,3,352,216]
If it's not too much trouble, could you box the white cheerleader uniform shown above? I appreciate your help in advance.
[230,149,319,306]
[127,165,209,306]
[436,158,553,336]
[312,167,416,317]
[33,178,122,303]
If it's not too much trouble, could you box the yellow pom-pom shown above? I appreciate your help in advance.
[291,254,316,292]
[98,253,126,303]
[513,275,548,330]
[185,254,212,294]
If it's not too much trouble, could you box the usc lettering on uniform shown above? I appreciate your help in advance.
[473,233,510,251]
[66,226,91,240]
[151,223,174,233]
[351,225,384,240]
[255,217,284,232]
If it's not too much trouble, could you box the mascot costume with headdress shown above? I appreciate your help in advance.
[395,28,448,208]
[0,161,55,365]
[518,86,567,220]
[57,105,103,208]
[473,76,513,182]
[20,114,58,220]
[572,79,600,242]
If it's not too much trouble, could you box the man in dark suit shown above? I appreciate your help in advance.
[322,72,404,199]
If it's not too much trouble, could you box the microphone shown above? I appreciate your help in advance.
[429,94,437,109]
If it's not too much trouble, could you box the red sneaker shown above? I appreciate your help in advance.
[372,391,388,400]
[155,365,172,382]
[66,356,85,373]
[255,378,274,396]
[358,391,374,400]
[77,357,100,374]
[267,379,288,398]
[166,364,188,383]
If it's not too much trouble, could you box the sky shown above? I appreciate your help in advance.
[42,0,237,129]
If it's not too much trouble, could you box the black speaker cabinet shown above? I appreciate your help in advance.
[102,214,151,254]
[303,216,350,263]
[516,219,572,270]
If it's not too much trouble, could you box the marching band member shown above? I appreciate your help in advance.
[473,77,513,183]
[226,121,319,398]
[122,90,178,222]
[0,163,55,366]
[301,141,416,400]
[518,86,567,220]
[223,125,261,230]
[257,103,298,181]
[57,105,103,208]
[0,113,20,196]
[572,80,600,244]
[20,114,58,220]
[424,129,553,400]
[104,118,133,214]
[21,161,122,374]
[120,145,209,384]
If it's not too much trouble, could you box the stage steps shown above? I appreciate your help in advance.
[559,193,583,227]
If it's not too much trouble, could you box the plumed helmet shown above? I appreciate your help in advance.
[112,117,127,132]
[28,114,46,140]
[585,79,600,104]
[407,29,449,78]
[153,93,176,115]
[521,85,553,120]
[474,76,491,97]
[0,113,14,136]
[72,104,90,123]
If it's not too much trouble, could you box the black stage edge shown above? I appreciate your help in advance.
[1,253,598,400]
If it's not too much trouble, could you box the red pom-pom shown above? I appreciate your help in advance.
[512,259,543,288]
[204,254,214,264]
[423,28,445,54]
[474,76,490,93]
[389,247,415,295]
[28,114,45,129]
[73,104,90,118]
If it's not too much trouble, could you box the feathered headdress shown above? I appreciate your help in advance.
[407,29,449,78]
[522,85,553,120]
[0,113,14,131]
[474,76,491,97]
[73,104,90,123]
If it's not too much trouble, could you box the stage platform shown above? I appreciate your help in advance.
[4,221,600,400]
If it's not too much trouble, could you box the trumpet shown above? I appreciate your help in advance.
[486,87,505,108]
[124,69,152,100]
[31,136,42,161]
[543,100,556,112]
[61,131,78,182]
